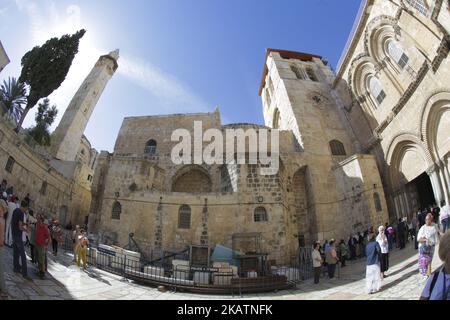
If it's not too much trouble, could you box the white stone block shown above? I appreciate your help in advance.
[194,272,210,285]
[144,266,165,277]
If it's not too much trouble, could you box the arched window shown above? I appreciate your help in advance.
[305,67,318,82]
[329,140,347,156]
[387,41,409,69]
[273,108,280,129]
[405,0,429,17]
[254,207,268,222]
[40,181,48,195]
[112,201,122,220]
[145,139,157,155]
[5,156,15,173]
[178,205,191,229]
[369,76,386,105]
[374,193,382,212]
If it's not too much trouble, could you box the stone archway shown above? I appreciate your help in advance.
[171,165,212,193]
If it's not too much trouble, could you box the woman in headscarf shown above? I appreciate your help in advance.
[417,213,440,277]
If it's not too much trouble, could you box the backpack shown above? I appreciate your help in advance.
[423,266,443,300]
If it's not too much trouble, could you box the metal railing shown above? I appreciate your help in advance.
[60,235,302,295]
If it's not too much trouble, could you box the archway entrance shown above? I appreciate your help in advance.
[407,172,436,211]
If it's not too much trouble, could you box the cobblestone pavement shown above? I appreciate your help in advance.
[0,241,441,300]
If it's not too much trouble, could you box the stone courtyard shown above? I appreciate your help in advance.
[0,241,441,300]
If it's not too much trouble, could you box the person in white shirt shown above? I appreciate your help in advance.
[376,225,389,279]
[312,242,323,284]
[417,213,440,277]
[440,200,449,233]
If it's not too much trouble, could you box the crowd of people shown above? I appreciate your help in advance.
[0,180,90,299]
[312,201,450,300]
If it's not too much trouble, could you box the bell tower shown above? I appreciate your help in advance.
[51,49,119,162]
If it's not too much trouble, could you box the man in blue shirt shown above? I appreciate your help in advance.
[11,200,31,280]
[365,232,382,294]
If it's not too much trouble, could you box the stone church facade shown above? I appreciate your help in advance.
[2,0,449,266]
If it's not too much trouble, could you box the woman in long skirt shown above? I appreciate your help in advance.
[417,213,440,277]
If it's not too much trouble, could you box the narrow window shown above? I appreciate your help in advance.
[254,207,268,222]
[178,205,191,229]
[369,77,386,105]
[145,139,157,155]
[388,41,409,69]
[112,201,122,220]
[273,108,280,129]
[374,193,383,212]
[305,67,318,82]
[5,156,15,173]
[290,64,305,80]
[40,181,48,195]
[329,140,347,156]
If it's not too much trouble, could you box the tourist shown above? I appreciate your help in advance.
[11,200,31,280]
[387,224,395,251]
[348,236,356,260]
[0,180,7,194]
[66,221,73,231]
[338,239,349,267]
[77,231,89,271]
[35,214,51,279]
[325,239,338,279]
[51,221,62,256]
[312,242,323,284]
[440,200,449,234]
[417,213,440,277]
[5,186,13,196]
[397,218,406,249]
[28,210,37,264]
[432,204,440,225]
[5,195,18,247]
[23,193,31,208]
[365,232,382,294]
[420,230,450,300]
[0,199,8,298]
[376,225,389,279]
[411,214,418,247]
[73,225,81,262]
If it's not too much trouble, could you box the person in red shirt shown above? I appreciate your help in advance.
[35,214,51,279]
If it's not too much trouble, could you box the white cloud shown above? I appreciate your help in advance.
[13,0,210,131]
[119,55,209,113]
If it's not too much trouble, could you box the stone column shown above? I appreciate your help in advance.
[438,160,450,205]
[427,165,444,206]
[200,198,209,246]
[153,197,163,260]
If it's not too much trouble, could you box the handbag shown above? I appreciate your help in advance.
[420,244,432,255]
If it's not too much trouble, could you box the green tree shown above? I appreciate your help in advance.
[16,29,86,132]
[0,77,27,122]
[27,98,58,146]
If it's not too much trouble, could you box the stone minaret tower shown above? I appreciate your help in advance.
[51,49,119,161]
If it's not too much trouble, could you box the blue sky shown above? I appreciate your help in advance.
[0,0,361,152]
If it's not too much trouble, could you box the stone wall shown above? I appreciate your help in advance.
[0,117,92,225]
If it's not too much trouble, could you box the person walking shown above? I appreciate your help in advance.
[0,199,9,298]
[325,239,339,279]
[51,221,62,256]
[11,201,31,281]
[5,195,18,247]
[397,218,406,249]
[365,232,382,294]
[420,230,450,300]
[440,201,449,234]
[312,242,323,284]
[376,225,389,279]
[417,213,440,278]
[72,225,81,262]
[77,231,89,271]
[339,239,349,267]
[35,215,51,279]
[27,211,37,264]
